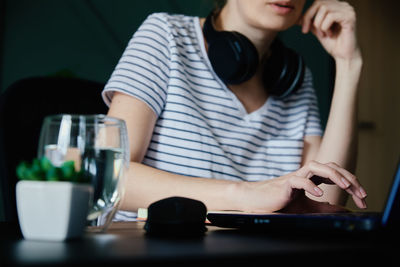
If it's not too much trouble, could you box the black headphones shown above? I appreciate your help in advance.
[203,10,305,98]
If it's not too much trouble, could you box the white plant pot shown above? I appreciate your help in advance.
[16,180,93,241]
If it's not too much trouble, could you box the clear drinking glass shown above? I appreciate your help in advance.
[37,114,129,232]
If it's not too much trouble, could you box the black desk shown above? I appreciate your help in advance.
[1,221,399,266]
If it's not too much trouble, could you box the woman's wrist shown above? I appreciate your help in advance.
[225,181,248,211]
[334,48,363,72]
[333,49,363,94]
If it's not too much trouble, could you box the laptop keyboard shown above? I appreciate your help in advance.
[302,211,379,218]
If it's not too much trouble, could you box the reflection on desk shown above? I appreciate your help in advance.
[1,221,399,266]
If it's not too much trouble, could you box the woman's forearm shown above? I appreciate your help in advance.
[119,162,241,212]
[316,53,362,171]
[120,159,368,213]
[310,54,362,205]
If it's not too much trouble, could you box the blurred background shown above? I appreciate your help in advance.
[0,0,399,221]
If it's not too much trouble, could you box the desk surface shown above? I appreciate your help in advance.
[1,221,399,266]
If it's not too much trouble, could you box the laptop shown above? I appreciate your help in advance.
[207,159,400,232]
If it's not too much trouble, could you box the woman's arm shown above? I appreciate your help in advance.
[300,0,365,207]
[303,57,362,206]
[108,92,366,212]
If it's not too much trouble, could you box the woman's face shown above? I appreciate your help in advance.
[229,0,307,31]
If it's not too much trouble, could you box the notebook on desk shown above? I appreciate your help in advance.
[207,159,400,232]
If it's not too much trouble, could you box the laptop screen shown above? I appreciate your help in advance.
[381,158,400,226]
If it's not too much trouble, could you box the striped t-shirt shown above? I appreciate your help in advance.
[102,12,323,184]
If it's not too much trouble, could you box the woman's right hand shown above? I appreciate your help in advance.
[237,160,367,213]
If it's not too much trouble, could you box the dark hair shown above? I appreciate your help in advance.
[214,0,227,9]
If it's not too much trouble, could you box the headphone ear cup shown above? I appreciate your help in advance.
[263,41,305,98]
[207,32,259,85]
[233,32,259,84]
[279,48,305,98]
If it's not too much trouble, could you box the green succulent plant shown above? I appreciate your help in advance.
[16,156,89,183]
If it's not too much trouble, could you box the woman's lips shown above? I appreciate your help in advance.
[269,2,295,15]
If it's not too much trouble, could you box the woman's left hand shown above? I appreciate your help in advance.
[299,0,360,61]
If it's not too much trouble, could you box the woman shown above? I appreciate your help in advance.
[102,0,366,218]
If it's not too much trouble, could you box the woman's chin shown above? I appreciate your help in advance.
[257,19,298,32]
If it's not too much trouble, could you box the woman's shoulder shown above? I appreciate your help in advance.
[142,12,197,31]
[139,12,200,47]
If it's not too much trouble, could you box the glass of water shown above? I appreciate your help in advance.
[37,114,129,232]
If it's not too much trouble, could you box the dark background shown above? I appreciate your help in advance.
[0,0,333,221]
